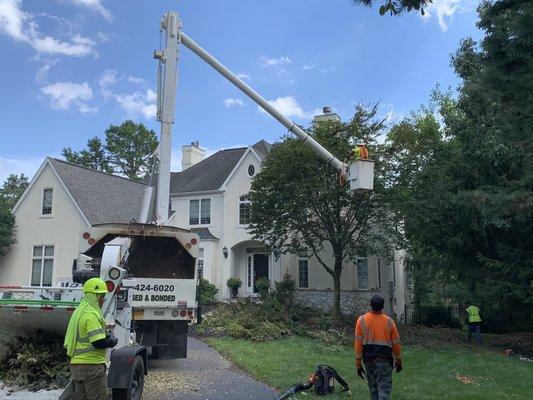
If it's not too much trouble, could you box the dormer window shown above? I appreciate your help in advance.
[42,188,53,215]
[247,165,255,177]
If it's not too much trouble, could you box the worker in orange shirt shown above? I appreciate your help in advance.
[355,295,402,400]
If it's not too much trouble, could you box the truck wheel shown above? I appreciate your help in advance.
[112,356,145,400]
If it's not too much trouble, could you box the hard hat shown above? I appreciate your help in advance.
[83,277,108,294]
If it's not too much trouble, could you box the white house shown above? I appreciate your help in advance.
[0,113,412,318]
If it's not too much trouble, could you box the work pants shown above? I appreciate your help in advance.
[364,359,393,400]
[468,323,482,344]
[70,364,108,400]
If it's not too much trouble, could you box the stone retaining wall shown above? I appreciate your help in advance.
[294,289,378,316]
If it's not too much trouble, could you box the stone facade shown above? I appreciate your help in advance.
[294,289,380,317]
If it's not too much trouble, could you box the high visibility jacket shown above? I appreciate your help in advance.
[355,311,401,367]
[466,305,482,324]
[65,298,107,364]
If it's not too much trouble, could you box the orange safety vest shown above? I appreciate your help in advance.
[354,311,401,367]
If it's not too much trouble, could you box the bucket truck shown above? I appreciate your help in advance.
[0,10,374,400]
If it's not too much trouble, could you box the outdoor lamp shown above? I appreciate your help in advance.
[222,246,228,258]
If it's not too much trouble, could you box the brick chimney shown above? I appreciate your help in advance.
[314,106,340,123]
[181,141,205,171]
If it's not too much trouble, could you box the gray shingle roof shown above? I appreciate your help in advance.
[170,140,271,194]
[190,228,219,241]
[49,158,152,224]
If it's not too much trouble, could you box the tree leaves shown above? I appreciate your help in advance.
[62,120,159,181]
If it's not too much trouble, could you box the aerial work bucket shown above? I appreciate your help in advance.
[347,144,374,191]
[349,159,374,191]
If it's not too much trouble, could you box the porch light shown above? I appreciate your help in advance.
[223,246,228,258]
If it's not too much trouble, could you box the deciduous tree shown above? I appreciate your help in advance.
[249,105,394,321]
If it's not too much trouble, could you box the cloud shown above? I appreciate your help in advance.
[223,98,244,108]
[112,89,157,119]
[0,0,96,56]
[35,59,58,84]
[422,0,470,31]
[68,0,113,22]
[259,56,292,68]
[126,75,145,84]
[258,96,316,119]
[302,63,336,73]
[236,73,251,80]
[0,155,47,183]
[99,70,145,88]
[41,81,96,113]
[98,68,118,87]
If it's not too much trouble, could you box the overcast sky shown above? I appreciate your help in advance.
[0,0,482,182]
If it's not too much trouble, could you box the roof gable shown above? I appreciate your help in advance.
[49,158,150,224]
[170,140,271,195]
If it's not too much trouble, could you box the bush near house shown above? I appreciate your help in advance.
[198,278,219,305]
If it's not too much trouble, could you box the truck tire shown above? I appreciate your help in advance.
[112,356,145,400]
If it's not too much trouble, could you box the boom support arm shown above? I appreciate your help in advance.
[179,33,346,173]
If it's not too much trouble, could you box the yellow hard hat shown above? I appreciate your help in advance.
[83,277,108,294]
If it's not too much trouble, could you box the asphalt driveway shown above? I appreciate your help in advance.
[144,337,279,400]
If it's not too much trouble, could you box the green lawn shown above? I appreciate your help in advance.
[206,337,533,400]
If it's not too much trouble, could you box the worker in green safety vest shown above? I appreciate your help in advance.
[465,301,482,344]
[64,277,118,400]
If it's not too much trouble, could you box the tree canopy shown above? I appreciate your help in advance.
[383,0,533,331]
[0,174,28,258]
[63,120,158,181]
[249,104,394,320]
[352,0,431,15]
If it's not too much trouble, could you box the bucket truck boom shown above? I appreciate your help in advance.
[153,12,373,214]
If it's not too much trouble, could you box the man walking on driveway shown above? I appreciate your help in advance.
[355,295,402,400]
[465,301,482,344]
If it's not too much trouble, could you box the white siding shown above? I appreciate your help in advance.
[0,165,88,286]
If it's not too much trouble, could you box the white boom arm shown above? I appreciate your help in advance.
[153,12,372,223]
[178,32,345,172]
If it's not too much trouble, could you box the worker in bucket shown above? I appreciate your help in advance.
[64,277,118,400]
[465,300,482,344]
[355,294,402,400]
[349,143,369,160]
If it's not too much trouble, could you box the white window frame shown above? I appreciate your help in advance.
[41,187,53,217]
[238,194,251,226]
[247,164,256,178]
[31,245,55,286]
[357,258,369,290]
[189,198,211,226]
[298,255,309,288]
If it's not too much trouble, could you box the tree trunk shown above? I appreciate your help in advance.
[331,258,343,322]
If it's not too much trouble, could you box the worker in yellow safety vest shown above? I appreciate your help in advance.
[465,301,482,344]
[349,144,369,160]
[64,277,118,400]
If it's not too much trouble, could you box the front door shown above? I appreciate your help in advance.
[253,254,269,293]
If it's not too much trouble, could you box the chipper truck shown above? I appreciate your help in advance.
[0,223,200,399]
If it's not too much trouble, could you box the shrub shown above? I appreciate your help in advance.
[251,321,291,341]
[255,277,271,300]
[227,277,242,289]
[273,273,295,312]
[227,323,251,339]
[199,277,218,304]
